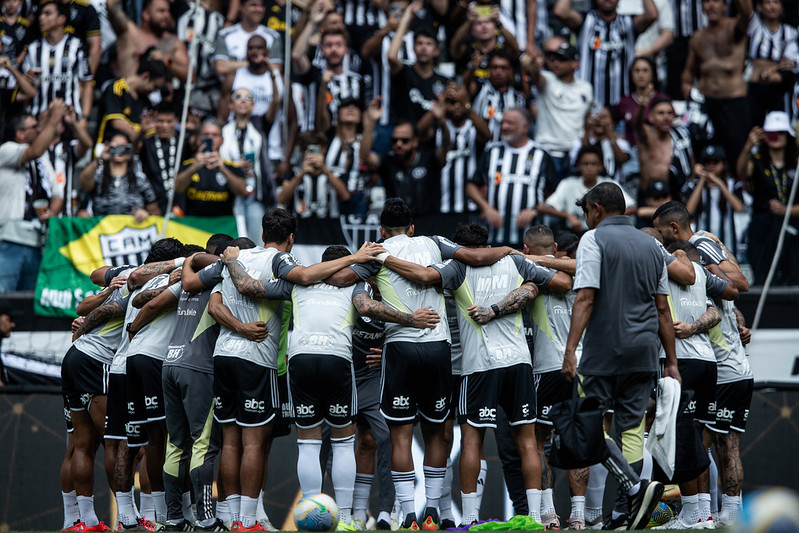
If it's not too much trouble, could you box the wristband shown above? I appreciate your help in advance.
[376,252,390,263]
[174,257,186,268]
[490,304,500,317]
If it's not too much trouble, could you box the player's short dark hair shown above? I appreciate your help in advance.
[298,130,329,152]
[183,244,206,255]
[206,233,233,255]
[321,26,351,46]
[247,34,267,48]
[524,225,554,254]
[413,27,437,44]
[392,120,418,139]
[652,200,691,230]
[380,198,412,232]
[487,48,515,67]
[145,238,184,263]
[322,245,351,262]
[40,0,69,18]
[555,231,580,257]
[230,237,257,250]
[640,227,663,243]
[262,208,297,245]
[137,57,169,80]
[453,223,488,247]
[666,240,700,263]
[575,144,604,164]
[576,182,625,215]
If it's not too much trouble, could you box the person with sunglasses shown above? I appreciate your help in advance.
[79,132,160,222]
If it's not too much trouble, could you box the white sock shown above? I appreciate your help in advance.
[475,460,488,513]
[423,465,446,511]
[541,488,556,516]
[240,495,258,527]
[216,500,230,523]
[182,492,195,524]
[440,458,454,521]
[332,435,356,524]
[571,496,585,519]
[353,473,373,523]
[116,490,137,526]
[297,439,323,497]
[378,511,392,525]
[461,492,478,525]
[698,493,711,521]
[77,495,100,527]
[708,452,719,514]
[140,492,154,523]
[680,494,700,524]
[227,494,241,523]
[152,491,167,524]
[63,490,80,528]
[719,494,741,523]
[526,489,542,522]
[391,471,416,517]
[586,464,607,513]
[256,490,267,522]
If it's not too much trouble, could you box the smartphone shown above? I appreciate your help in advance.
[244,152,256,165]
[202,138,213,153]
[476,4,493,17]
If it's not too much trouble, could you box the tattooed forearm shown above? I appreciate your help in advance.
[690,306,722,335]
[75,301,123,338]
[354,293,413,326]
[497,282,540,316]
[132,287,167,308]
[129,260,178,289]
[226,259,268,298]
[734,306,746,328]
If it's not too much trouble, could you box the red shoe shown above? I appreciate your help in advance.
[64,521,85,531]
[231,523,266,532]
[81,522,113,532]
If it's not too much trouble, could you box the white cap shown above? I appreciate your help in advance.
[763,111,796,137]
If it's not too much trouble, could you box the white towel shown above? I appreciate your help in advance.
[646,376,681,480]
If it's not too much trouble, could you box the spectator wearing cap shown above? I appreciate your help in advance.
[528,37,594,184]
[636,178,671,226]
[684,144,749,257]
[449,3,520,95]
[737,110,799,284]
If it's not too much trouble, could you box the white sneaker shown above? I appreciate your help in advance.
[258,517,277,531]
[699,517,715,530]
[652,516,704,530]
[541,513,560,529]
[568,516,585,530]
[352,518,366,531]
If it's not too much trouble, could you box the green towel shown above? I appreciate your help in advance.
[468,515,545,531]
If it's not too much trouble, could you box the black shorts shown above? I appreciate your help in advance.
[105,374,131,441]
[214,357,278,427]
[450,375,464,422]
[273,370,292,438]
[127,355,166,424]
[380,341,451,424]
[63,394,73,433]
[458,363,536,428]
[61,345,109,411]
[708,379,754,434]
[535,370,573,426]
[289,354,356,429]
[678,359,717,425]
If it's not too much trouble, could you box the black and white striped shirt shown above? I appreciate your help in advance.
[470,140,555,244]
[576,11,636,106]
[298,67,364,132]
[326,134,365,193]
[177,3,225,88]
[23,34,91,116]
[374,32,415,125]
[436,119,480,213]
[668,125,694,198]
[284,171,341,219]
[673,0,706,38]
[47,138,79,216]
[747,14,799,63]
[339,0,384,30]
[471,84,527,143]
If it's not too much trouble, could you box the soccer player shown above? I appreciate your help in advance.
[222,244,441,529]
[562,182,680,531]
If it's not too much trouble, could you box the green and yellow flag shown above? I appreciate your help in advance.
[34,215,238,317]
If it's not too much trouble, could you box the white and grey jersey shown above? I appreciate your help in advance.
[109,276,166,373]
[689,233,728,266]
[747,15,799,64]
[128,274,180,360]
[288,281,370,361]
[529,286,579,374]
[350,234,462,344]
[710,299,753,384]
[213,247,294,369]
[432,255,555,375]
[665,262,720,362]
[73,267,136,365]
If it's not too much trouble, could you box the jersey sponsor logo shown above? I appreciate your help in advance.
[296,404,315,416]
[742,409,749,421]
[177,308,198,316]
[408,88,433,111]
[393,395,410,408]
[145,396,159,408]
[244,398,265,411]
[214,396,223,409]
[166,347,184,361]
[125,422,141,436]
[715,407,736,421]
[412,167,428,179]
[127,401,136,412]
[540,404,551,416]
[478,407,497,420]
[551,305,570,316]
[435,397,447,411]
[80,392,92,408]
[686,400,697,413]
[522,403,530,418]
[679,297,705,308]
[476,274,509,293]
[329,403,349,416]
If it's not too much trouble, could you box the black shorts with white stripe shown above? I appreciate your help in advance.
[288,353,356,429]
[61,345,109,411]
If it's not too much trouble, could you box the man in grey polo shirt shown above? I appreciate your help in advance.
[562,182,681,531]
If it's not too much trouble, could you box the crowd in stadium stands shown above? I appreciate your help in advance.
[2,0,799,293]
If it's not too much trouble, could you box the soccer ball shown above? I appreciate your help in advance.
[649,502,674,527]
[736,487,799,533]
[293,493,339,531]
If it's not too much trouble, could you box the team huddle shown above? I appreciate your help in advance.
[58,186,754,533]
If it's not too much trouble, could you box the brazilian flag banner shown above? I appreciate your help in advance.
[34,215,238,318]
